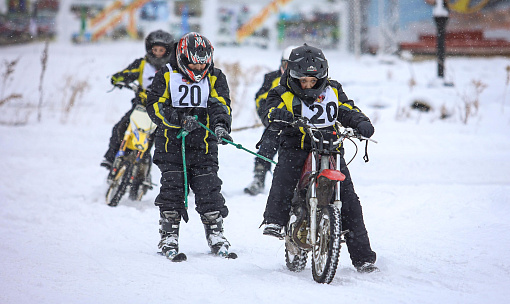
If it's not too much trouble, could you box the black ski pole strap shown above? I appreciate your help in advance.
[363,140,370,163]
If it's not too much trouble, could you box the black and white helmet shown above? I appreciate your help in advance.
[287,44,329,105]
[176,32,214,83]
[145,30,174,70]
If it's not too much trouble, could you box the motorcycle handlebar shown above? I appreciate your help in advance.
[274,117,378,144]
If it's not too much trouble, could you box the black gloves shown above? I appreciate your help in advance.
[356,121,375,138]
[215,125,232,145]
[269,108,293,130]
[270,108,294,123]
[182,115,200,133]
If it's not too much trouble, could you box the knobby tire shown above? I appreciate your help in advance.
[312,204,342,284]
[106,163,130,207]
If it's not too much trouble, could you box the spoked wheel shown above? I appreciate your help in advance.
[312,204,342,284]
[106,164,129,207]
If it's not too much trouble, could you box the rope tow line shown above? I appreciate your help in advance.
[176,128,190,209]
[175,116,277,209]
[196,120,277,165]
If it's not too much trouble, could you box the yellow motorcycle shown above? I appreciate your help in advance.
[106,82,157,207]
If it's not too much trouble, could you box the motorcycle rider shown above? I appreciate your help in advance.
[100,30,174,191]
[145,32,234,260]
[261,44,379,273]
[244,45,297,196]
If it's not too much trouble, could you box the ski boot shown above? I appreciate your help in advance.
[244,164,266,196]
[100,158,113,171]
[263,223,284,240]
[201,211,236,258]
[356,262,379,273]
[158,211,186,262]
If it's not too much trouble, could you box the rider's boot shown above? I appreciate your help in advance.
[158,211,181,259]
[356,262,380,273]
[263,223,284,240]
[201,211,231,256]
[244,164,266,196]
[100,149,116,170]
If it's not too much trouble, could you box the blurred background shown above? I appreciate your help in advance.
[1,0,509,57]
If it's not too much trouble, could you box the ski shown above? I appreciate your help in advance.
[157,250,236,260]
[215,247,238,259]
[158,251,187,262]
[222,252,238,259]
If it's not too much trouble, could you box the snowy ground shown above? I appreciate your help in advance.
[1,40,510,304]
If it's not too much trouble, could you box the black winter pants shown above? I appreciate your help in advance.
[153,146,228,219]
[263,146,376,267]
[254,128,279,173]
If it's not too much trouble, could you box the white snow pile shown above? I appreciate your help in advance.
[1,41,510,304]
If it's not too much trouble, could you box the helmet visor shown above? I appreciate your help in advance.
[289,68,327,80]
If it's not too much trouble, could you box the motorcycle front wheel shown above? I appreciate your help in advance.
[312,204,342,284]
[106,163,130,207]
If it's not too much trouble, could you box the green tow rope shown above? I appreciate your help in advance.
[176,129,190,208]
[196,121,277,165]
[176,117,278,208]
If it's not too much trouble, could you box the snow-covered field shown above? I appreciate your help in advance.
[1,40,510,304]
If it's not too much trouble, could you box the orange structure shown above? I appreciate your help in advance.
[236,0,293,43]
[90,0,152,41]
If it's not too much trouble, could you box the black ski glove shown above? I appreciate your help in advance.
[182,115,200,133]
[356,121,375,138]
[215,125,232,145]
[269,108,293,130]
[270,108,294,123]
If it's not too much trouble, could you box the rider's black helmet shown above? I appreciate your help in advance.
[145,30,174,70]
[287,44,329,105]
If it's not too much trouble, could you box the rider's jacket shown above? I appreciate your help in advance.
[146,48,232,154]
[111,57,159,106]
[254,69,282,125]
[262,71,371,150]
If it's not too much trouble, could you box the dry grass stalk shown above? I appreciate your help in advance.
[38,41,49,122]
[1,58,20,100]
[215,60,270,122]
[0,93,22,107]
[503,65,510,111]
[459,79,487,124]
[61,75,90,123]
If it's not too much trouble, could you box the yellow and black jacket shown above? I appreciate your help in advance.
[146,52,232,155]
[262,71,371,151]
[111,57,156,106]
[254,69,282,125]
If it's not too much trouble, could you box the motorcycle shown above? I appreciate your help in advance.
[105,81,157,207]
[283,117,376,284]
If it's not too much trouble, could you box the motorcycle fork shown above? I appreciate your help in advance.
[128,151,144,185]
[309,153,342,246]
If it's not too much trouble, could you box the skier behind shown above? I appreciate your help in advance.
[146,32,234,261]
[244,45,297,196]
[261,44,379,273]
[100,30,175,189]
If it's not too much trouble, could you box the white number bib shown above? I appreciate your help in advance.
[168,66,209,108]
[142,63,157,90]
[301,86,338,128]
